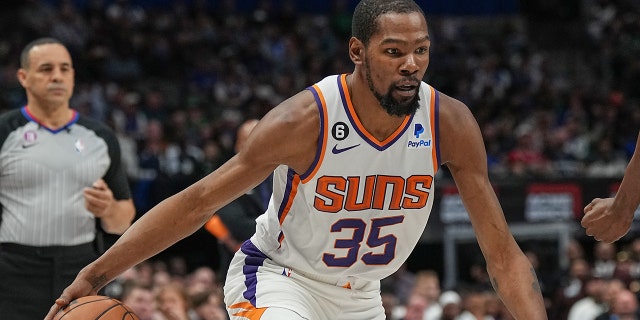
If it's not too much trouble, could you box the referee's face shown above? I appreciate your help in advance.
[17,43,75,110]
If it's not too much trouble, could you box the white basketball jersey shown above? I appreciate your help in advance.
[252,74,440,282]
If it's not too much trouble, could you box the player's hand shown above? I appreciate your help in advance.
[43,276,96,320]
[84,179,114,218]
[582,197,633,243]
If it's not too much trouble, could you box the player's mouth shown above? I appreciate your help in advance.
[394,84,418,97]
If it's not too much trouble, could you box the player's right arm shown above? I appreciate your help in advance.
[44,90,320,320]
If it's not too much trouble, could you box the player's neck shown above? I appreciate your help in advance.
[346,74,408,142]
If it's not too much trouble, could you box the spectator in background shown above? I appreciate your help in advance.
[0,37,135,320]
[111,90,148,141]
[585,136,629,178]
[592,242,618,279]
[507,131,552,177]
[596,289,640,320]
[457,290,494,320]
[439,290,462,320]
[567,276,607,320]
[120,280,158,320]
[594,278,626,320]
[394,269,442,319]
[381,286,401,320]
[204,119,271,281]
[185,266,218,297]
[381,263,417,307]
[155,282,197,320]
[412,270,443,320]
[134,119,167,212]
[401,293,429,320]
[549,257,591,320]
[190,289,227,320]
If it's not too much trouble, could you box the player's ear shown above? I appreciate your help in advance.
[349,38,364,65]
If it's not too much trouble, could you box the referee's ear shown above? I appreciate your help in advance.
[16,68,28,88]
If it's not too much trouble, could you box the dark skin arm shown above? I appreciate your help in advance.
[582,132,640,243]
[44,90,320,320]
[438,93,547,319]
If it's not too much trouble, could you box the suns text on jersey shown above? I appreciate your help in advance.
[314,175,433,212]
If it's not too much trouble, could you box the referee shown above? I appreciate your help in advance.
[0,38,136,320]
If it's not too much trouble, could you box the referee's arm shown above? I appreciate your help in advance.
[84,179,136,235]
[97,199,135,235]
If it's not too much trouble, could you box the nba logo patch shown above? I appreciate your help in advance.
[22,130,38,148]
[74,139,85,152]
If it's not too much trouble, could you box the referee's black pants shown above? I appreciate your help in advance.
[0,242,98,320]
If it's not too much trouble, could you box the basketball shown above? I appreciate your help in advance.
[52,295,140,320]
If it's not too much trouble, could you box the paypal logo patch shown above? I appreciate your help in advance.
[409,123,431,148]
[414,123,424,138]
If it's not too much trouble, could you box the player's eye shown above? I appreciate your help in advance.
[385,48,400,55]
[416,47,429,54]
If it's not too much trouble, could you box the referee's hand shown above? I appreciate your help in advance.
[83,179,114,218]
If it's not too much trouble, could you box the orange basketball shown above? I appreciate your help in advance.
[53,295,139,320]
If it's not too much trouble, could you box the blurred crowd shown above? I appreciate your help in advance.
[1,0,640,319]
[1,1,638,204]
[98,237,640,320]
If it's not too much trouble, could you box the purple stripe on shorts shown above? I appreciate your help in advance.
[240,240,268,306]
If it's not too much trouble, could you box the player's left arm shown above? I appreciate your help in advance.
[438,92,547,319]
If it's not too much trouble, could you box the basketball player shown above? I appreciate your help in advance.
[46,1,546,319]
[582,132,640,243]
[0,38,135,320]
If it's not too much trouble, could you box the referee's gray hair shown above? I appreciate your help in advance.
[20,37,65,69]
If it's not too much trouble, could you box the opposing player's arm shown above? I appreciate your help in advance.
[582,132,640,242]
[438,93,547,319]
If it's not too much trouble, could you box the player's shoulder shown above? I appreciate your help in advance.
[268,88,319,129]
[258,74,342,141]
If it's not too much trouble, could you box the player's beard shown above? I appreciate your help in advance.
[365,61,421,117]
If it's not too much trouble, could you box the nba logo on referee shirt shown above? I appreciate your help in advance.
[74,139,85,152]
[22,130,38,148]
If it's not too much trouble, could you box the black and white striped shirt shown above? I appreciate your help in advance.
[0,107,131,246]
